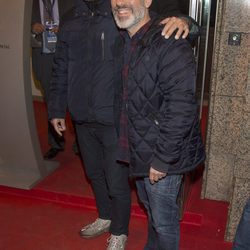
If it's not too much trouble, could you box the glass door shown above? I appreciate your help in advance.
[178,0,217,217]
[189,0,217,118]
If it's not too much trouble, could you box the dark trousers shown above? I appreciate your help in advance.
[75,123,131,235]
[32,48,64,150]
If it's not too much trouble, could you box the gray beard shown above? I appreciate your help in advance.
[113,7,145,30]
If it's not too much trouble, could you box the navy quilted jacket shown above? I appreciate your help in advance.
[116,20,205,176]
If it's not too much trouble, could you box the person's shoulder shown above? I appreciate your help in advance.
[144,18,191,49]
[143,25,193,64]
[59,9,84,32]
[152,27,190,49]
[156,35,193,59]
[143,20,175,48]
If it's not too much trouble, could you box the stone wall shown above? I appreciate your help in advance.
[201,0,250,241]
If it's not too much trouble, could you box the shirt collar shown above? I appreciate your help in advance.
[131,19,153,42]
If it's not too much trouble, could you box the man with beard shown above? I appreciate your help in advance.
[111,0,205,249]
[48,0,199,249]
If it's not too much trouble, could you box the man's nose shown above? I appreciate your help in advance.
[115,0,125,6]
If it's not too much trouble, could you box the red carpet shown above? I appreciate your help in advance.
[0,101,233,250]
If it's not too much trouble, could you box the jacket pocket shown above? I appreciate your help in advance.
[147,112,160,127]
[99,30,114,61]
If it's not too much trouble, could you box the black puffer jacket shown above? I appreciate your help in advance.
[48,0,118,124]
[117,20,205,176]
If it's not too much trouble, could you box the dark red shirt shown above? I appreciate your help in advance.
[117,20,153,164]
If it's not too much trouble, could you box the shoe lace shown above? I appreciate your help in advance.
[85,218,107,230]
[107,235,123,249]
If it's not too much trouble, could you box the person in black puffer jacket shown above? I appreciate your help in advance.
[48,0,199,249]
[111,0,205,249]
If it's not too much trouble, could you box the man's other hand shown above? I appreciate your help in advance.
[31,23,45,34]
[50,118,66,136]
[52,26,59,33]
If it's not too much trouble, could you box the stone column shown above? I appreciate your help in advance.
[201,0,250,241]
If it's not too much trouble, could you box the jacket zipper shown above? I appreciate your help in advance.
[87,17,94,120]
[101,32,105,60]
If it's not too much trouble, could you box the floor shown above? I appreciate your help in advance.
[0,101,233,250]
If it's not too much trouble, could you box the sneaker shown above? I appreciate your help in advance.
[79,218,111,238]
[106,234,127,250]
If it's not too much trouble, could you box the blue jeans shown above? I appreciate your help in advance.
[136,175,182,250]
[233,198,250,250]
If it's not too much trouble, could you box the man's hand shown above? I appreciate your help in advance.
[160,17,189,39]
[31,23,45,34]
[50,118,66,136]
[149,167,167,184]
[51,26,59,33]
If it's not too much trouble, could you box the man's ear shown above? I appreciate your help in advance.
[145,0,152,9]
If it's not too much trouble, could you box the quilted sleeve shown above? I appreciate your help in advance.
[151,38,198,173]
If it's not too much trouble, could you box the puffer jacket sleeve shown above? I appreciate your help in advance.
[151,38,198,173]
[48,26,69,120]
